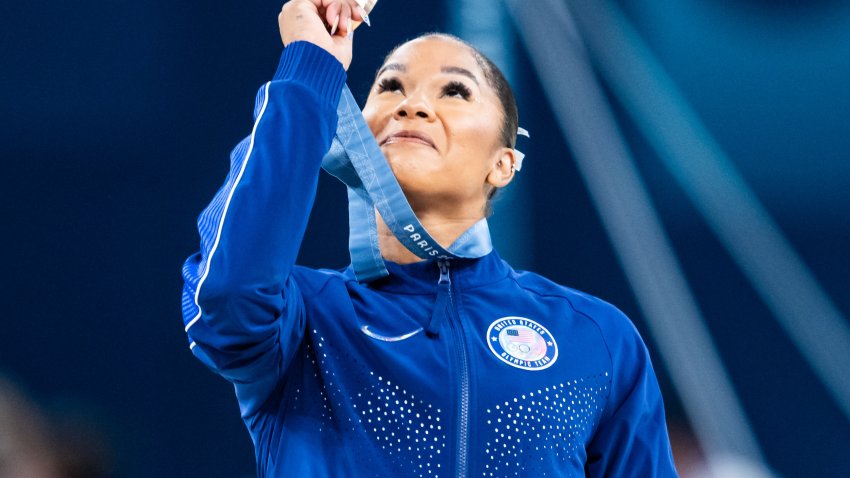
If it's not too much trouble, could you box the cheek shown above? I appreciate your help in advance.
[449,102,502,144]
[446,115,502,171]
[362,94,397,137]
[361,103,382,136]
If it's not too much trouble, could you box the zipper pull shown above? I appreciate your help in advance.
[438,260,451,286]
[426,260,451,337]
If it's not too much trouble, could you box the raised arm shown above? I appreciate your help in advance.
[180,0,362,417]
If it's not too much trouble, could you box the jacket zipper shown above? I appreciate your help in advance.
[438,260,470,477]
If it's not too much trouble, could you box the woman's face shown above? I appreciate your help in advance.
[362,37,514,216]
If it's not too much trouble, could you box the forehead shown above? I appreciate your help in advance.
[382,37,484,78]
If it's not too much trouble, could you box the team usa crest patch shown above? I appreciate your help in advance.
[486,317,558,371]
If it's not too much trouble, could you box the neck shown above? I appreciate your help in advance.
[377,208,484,265]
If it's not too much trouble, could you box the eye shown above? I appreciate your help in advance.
[377,77,404,94]
[441,81,472,100]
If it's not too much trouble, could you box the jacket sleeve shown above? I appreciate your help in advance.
[585,314,679,477]
[180,41,346,417]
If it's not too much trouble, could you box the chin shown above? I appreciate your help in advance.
[389,165,432,198]
[384,150,432,177]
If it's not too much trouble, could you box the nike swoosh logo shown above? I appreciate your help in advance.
[360,325,423,342]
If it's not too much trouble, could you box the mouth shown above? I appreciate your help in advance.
[380,130,437,149]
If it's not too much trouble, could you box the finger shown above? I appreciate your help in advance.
[285,0,321,19]
[351,2,365,22]
[325,2,340,34]
[279,0,321,45]
[337,2,352,37]
[293,0,323,13]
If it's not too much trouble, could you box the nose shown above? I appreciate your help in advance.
[392,94,435,122]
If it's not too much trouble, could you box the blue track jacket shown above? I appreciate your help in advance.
[182,41,678,477]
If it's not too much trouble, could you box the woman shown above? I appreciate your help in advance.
[181,0,678,476]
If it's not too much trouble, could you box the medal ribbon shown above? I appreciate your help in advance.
[321,85,493,282]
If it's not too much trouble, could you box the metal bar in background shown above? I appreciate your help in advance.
[505,0,768,469]
[567,0,850,424]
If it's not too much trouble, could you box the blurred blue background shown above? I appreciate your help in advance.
[2,0,848,476]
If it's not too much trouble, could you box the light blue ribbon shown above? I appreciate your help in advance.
[322,85,493,282]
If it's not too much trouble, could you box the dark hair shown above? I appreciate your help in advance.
[379,33,519,213]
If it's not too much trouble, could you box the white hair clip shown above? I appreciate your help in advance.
[514,127,530,171]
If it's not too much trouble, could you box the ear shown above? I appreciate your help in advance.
[486,147,516,189]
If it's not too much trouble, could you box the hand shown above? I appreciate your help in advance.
[278,0,368,70]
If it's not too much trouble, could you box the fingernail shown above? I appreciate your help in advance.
[358,6,371,27]
[330,16,339,35]
[346,18,353,38]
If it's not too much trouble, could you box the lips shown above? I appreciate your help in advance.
[380,130,437,149]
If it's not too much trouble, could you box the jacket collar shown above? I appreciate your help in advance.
[344,250,512,294]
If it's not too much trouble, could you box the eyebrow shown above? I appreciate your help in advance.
[375,63,480,85]
[441,66,479,85]
[376,63,406,77]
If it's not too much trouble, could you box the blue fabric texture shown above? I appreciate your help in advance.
[181,41,678,478]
